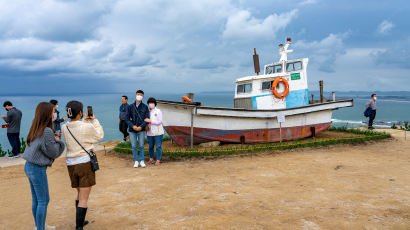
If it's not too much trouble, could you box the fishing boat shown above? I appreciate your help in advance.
[157,38,354,146]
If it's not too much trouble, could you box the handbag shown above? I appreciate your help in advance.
[66,126,99,171]
[134,104,150,132]
[363,107,372,117]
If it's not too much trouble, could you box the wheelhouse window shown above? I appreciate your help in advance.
[237,83,252,94]
[262,81,273,90]
[286,61,302,72]
[265,64,282,74]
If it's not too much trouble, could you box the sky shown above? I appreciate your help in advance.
[0,0,409,95]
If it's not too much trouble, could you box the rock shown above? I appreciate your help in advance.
[199,141,221,148]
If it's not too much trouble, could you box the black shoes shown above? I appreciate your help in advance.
[76,206,88,230]
[75,200,89,227]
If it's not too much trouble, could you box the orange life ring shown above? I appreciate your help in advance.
[181,96,193,103]
[272,77,290,99]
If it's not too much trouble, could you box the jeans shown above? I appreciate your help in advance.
[148,135,163,160]
[7,132,20,156]
[119,120,129,140]
[24,162,49,230]
[369,110,376,127]
[129,131,145,162]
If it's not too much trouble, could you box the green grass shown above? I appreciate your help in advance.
[113,127,392,158]
[0,137,26,157]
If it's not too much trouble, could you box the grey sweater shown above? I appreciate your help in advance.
[22,127,65,167]
[366,99,377,110]
[2,107,22,133]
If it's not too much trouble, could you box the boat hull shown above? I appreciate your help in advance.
[164,123,331,146]
[157,99,353,146]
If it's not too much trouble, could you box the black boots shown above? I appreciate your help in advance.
[75,200,89,227]
[76,206,87,230]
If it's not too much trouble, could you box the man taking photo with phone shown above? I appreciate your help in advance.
[1,101,23,157]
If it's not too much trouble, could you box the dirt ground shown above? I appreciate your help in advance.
[0,129,409,230]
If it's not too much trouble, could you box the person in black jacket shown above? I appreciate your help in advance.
[50,99,66,135]
[119,96,129,142]
[126,90,149,168]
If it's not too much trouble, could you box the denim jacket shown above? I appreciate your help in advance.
[126,101,149,133]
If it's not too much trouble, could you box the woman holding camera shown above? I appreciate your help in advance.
[22,102,65,230]
[61,101,104,230]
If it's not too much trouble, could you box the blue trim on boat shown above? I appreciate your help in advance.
[286,89,309,108]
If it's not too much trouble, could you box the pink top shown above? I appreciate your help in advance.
[147,108,163,136]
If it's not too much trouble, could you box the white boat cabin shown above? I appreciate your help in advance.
[234,39,309,110]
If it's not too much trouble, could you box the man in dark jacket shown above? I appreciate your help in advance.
[119,95,129,143]
[126,90,149,168]
[50,99,66,135]
[1,101,23,157]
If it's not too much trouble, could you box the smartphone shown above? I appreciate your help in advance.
[87,106,93,117]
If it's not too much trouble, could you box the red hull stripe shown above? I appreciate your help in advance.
[164,123,331,146]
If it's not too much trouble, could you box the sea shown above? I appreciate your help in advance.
[1,91,409,151]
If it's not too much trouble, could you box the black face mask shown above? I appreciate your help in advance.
[5,108,9,111]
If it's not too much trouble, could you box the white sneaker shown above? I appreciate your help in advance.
[140,161,146,168]
[46,224,56,230]
[34,224,56,230]
[133,161,139,168]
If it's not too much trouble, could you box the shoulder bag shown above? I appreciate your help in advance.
[66,125,99,171]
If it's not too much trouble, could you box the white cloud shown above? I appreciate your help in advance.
[293,33,348,72]
[299,0,318,5]
[222,9,298,43]
[377,20,394,35]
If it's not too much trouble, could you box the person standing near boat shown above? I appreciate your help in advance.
[22,102,65,230]
[1,101,23,157]
[61,100,104,230]
[126,90,149,168]
[145,97,164,166]
[366,94,377,129]
[49,99,66,136]
[119,96,129,143]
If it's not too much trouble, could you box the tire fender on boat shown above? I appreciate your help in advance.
[272,77,290,99]
[181,96,193,103]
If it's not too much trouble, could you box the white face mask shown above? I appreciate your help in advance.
[373,97,377,100]
[149,103,155,109]
[56,105,58,109]
[136,95,143,101]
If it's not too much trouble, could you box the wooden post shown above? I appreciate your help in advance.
[190,107,194,150]
[311,94,314,104]
[187,93,194,101]
[279,123,282,143]
[319,80,324,103]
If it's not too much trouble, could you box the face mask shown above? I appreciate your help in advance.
[149,104,155,109]
[5,108,9,111]
[56,105,59,109]
[136,95,143,101]
[374,97,377,100]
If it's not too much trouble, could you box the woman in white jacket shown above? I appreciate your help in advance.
[145,97,164,166]
[61,100,104,230]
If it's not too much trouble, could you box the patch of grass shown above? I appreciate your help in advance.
[113,128,392,158]
[0,137,26,157]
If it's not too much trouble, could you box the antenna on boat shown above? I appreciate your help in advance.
[279,37,293,62]
[253,48,260,75]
